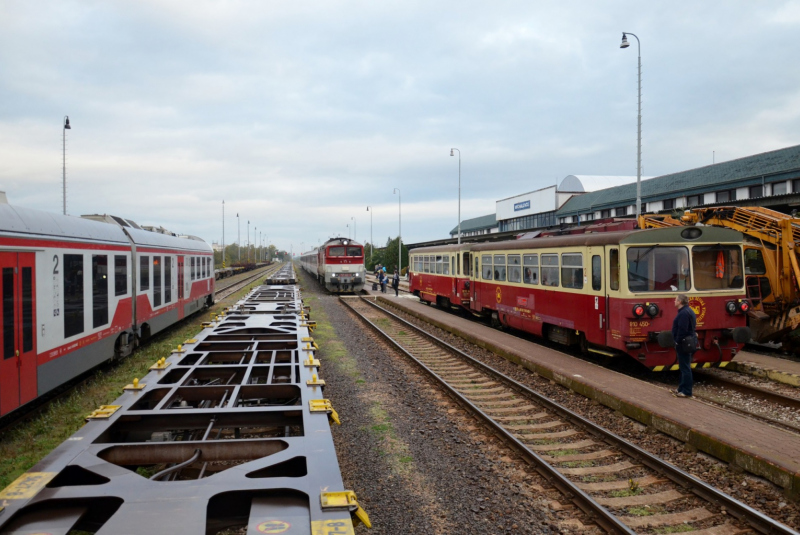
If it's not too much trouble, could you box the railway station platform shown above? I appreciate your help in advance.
[367,293,800,498]
[731,351,800,387]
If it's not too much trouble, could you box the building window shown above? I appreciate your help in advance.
[793,179,800,193]
[615,207,627,217]
[749,185,763,198]
[716,189,736,203]
[773,181,788,196]
[686,195,700,207]
[662,199,674,210]
[601,209,611,218]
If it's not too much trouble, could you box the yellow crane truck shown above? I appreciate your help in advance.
[640,206,800,351]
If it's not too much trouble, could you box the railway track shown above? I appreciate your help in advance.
[342,295,796,535]
[215,262,283,301]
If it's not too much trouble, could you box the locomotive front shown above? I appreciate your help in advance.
[612,227,751,370]
[322,238,365,293]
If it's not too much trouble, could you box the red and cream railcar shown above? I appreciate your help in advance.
[300,238,365,293]
[0,203,214,417]
[409,226,751,371]
[409,244,474,308]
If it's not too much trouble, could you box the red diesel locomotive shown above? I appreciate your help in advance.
[300,238,365,293]
[409,225,751,371]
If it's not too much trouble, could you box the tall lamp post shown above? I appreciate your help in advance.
[393,188,401,273]
[366,206,373,267]
[450,148,461,244]
[351,217,356,241]
[222,200,225,267]
[620,32,642,220]
[247,221,250,262]
[346,224,350,240]
[237,213,240,263]
[62,116,71,215]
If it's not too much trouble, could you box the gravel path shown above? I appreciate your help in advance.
[378,298,800,531]
[300,271,577,534]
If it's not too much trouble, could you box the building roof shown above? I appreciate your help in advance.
[566,175,645,191]
[449,213,497,235]
[557,144,800,217]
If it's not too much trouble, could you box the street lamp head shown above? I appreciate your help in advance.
[620,33,630,49]
[366,206,370,211]
[64,116,71,129]
[450,149,454,156]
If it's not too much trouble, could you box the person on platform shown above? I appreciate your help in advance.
[392,269,400,296]
[379,271,387,293]
[672,293,697,398]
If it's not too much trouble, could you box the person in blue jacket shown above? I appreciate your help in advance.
[672,294,697,397]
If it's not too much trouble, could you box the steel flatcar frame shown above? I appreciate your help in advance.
[410,227,750,370]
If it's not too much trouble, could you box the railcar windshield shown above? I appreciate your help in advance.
[627,246,690,292]
[328,246,345,257]
[692,245,744,290]
[347,246,362,256]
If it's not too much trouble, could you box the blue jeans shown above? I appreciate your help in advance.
[677,351,693,396]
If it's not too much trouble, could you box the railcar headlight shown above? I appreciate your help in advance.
[738,300,750,314]
[632,304,645,318]
[645,303,659,318]
[725,301,737,314]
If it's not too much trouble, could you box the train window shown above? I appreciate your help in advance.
[627,246,689,292]
[541,254,559,287]
[190,257,195,280]
[475,257,479,278]
[463,253,471,276]
[561,254,583,289]
[423,256,430,273]
[692,245,744,290]
[456,254,460,276]
[451,256,455,276]
[92,255,109,328]
[482,255,493,280]
[443,256,450,275]
[328,247,345,257]
[165,257,172,304]
[435,255,443,275]
[140,256,150,291]
[523,254,538,285]
[347,247,362,256]
[22,267,33,353]
[508,255,521,283]
[3,268,14,358]
[744,249,767,275]
[609,249,620,291]
[115,255,127,296]
[64,254,84,338]
[592,255,602,291]
[153,256,162,307]
[493,255,506,282]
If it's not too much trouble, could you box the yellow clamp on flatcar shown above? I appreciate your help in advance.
[123,378,145,391]
[86,405,122,420]
[309,399,340,425]
[304,355,321,367]
[184,339,198,345]
[301,337,320,350]
[320,490,371,528]
[150,357,170,370]
[307,373,326,387]
[172,344,185,354]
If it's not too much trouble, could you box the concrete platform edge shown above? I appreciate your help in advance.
[727,361,800,388]
[376,296,800,499]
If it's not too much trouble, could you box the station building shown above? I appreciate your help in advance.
[436,143,800,247]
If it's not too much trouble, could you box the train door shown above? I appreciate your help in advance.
[605,246,622,347]
[460,252,472,303]
[586,247,605,346]
[177,256,185,319]
[0,252,37,416]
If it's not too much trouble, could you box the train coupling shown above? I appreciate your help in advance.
[722,326,752,343]
[321,490,372,528]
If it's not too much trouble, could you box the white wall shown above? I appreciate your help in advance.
[736,187,749,200]
[704,193,716,204]
[496,185,557,220]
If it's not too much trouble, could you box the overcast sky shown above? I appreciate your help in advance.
[1,1,799,253]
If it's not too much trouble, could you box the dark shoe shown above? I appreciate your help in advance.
[674,391,690,398]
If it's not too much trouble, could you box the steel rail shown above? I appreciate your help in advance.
[347,296,798,535]
[341,296,634,534]
[216,263,283,302]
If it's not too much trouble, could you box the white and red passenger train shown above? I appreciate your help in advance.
[409,223,751,371]
[0,200,215,417]
[300,238,365,293]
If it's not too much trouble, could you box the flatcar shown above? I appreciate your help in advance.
[0,201,215,417]
[409,225,751,371]
[300,237,365,293]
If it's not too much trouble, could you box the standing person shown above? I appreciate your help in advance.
[392,269,400,296]
[380,271,387,293]
[672,294,697,398]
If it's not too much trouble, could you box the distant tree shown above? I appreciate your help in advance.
[380,236,409,274]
